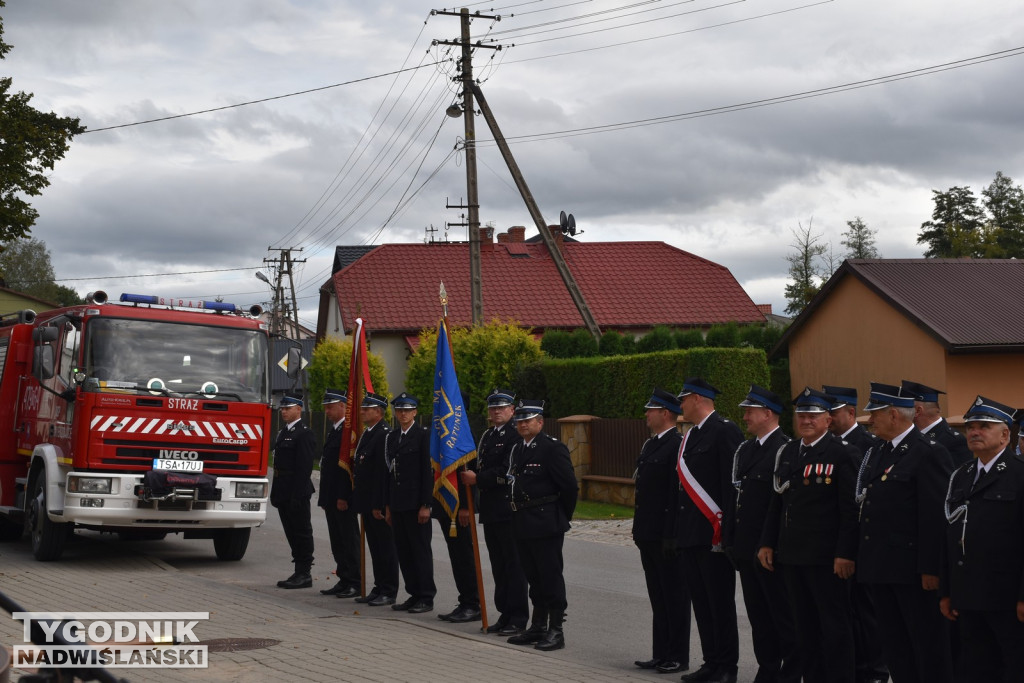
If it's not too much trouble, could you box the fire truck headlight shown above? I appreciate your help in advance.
[68,476,112,494]
[235,482,267,499]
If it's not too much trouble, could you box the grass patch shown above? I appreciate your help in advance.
[572,500,635,520]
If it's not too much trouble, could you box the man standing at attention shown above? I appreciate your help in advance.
[318,389,360,598]
[724,385,798,683]
[385,393,436,614]
[940,396,1024,681]
[676,378,743,683]
[858,382,953,683]
[271,392,316,589]
[633,388,691,675]
[901,380,972,467]
[758,387,859,683]
[351,392,398,606]
[459,389,529,635]
[506,399,578,652]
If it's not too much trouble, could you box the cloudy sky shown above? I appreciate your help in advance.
[4,0,1023,328]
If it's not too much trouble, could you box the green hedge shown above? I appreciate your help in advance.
[522,346,769,424]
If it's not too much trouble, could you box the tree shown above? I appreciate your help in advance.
[981,171,1024,257]
[306,337,389,413]
[784,220,826,316]
[0,237,82,304]
[841,217,880,259]
[635,325,675,353]
[917,186,985,257]
[1,1,86,242]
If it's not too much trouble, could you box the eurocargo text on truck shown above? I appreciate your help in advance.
[0,290,300,561]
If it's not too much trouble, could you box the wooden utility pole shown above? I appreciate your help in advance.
[433,8,600,339]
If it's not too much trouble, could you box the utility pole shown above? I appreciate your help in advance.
[433,8,601,340]
[264,247,306,340]
[434,8,500,326]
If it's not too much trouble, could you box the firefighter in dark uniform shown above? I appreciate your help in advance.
[940,396,1024,683]
[351,391,398,605]
[459,389,529,635]
[385,393,436,613]
[318,388,360,598]
[676,378,742,683]
[632,388,691,674]
[858,382,954,683]
[506,399,578,652]
[902,380,972,467]
[271,392,316,589]
[433,441,482,624]
[758,387,859,683]
[723,385,799,683]
[824,385,887,683]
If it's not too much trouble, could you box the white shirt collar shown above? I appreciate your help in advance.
[757,426,780,445]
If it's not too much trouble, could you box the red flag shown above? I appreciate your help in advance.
[339,318,375,475]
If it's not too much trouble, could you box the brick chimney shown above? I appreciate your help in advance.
[479,225,494,252]
[496,231,510,243]
[547,224,564,253]
[507,226,526,242]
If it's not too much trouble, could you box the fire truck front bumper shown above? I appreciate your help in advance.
[60,471,269,528]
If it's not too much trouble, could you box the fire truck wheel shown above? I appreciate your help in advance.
[26,475,68,561]
[213,528,251,561]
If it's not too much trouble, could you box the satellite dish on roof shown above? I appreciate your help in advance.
[559,211,581,237]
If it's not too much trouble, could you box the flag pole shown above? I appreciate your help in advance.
[439,282,490,633]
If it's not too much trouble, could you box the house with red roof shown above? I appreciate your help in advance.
[317,226,766,395]
[774,258,1024,422]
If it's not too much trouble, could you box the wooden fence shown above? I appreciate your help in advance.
[588,418,649,479]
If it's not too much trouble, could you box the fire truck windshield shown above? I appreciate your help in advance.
[83,318,269,403]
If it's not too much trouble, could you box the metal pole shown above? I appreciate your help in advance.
[460,8,484,326]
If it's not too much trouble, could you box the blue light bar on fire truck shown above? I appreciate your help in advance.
[116,292,261,317]
[119,293,160,305]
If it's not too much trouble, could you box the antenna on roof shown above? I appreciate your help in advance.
[425,224,438,244]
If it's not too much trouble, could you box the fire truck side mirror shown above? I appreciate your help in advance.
[33,345,55,380]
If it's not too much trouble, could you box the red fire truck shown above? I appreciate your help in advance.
[0,291,289,562]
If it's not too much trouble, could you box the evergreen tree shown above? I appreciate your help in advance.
[841,217,880,259]
[917,186,985,257]
[783,221,826,316]
[982,171,1024,257]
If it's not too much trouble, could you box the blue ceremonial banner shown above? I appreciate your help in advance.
[430,319,477,528]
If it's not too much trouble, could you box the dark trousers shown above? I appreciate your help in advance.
[781,563,854,683]
[865,582,952,683]
[735,554,800,683]
[434,511,480,608]
[516,535,567,616]
[277,498,313,573]
[850,580,888,681]
[956,609,1024,683]
[636,539,691,665]
[323,505,360,588]
[361,513,398,597]
[392,509,436,601]
[680,546,739,668]
[484,520,528,626]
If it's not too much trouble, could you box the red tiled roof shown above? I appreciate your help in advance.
[333,241,763,333]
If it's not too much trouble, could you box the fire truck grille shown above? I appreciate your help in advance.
[99,440,252,470]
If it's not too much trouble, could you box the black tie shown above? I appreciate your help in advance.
[972,465,989,490]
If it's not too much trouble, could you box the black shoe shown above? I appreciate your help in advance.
[278,572,312,589]
[534,628,564,651]
[367,594,396,607]
[335,586,360,599]
[407,601,434,614]
[446,606,481,623]
[354,590,380,604]
[636,659,661,670]
[682,663,717,682]
[392,597,417,611]
[507,625,546,645]
[276,572,299,588]
[657,661,687,674]
[498,623,525,636]
[320,582,347,595]
[485,617,509,634]
[706,666,738,683]
[437,606,458,622]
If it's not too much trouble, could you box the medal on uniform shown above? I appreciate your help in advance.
[814,463,823,484]
[881,464,893,482]
[824,463,834,485]
[803,464,812,485]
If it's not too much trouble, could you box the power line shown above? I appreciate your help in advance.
[55,266,259,283]
[81,63,441,134]
[481,45,1024,143]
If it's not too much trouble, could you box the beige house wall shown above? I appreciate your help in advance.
[789,277,949,413]
[946,353,1024,420]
